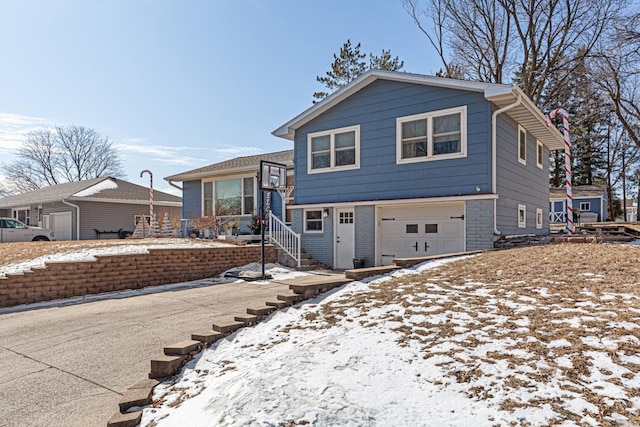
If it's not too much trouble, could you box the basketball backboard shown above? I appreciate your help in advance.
[260,160,287,191]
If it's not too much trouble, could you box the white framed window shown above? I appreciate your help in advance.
[12,207,31,225]
[304,209,323,233]
[396,106,467,164]
[308,125,360,174]
[203,177,255,216]
[536,208,543,229]
[518,204,526,228]
[580,202,591,211]
[536,140,544,169]
[518,125,527,165]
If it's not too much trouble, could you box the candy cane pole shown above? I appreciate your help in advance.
[546,108,574,234]
[140,170,153,231]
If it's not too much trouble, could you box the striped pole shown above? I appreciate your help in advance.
[140,170,154,234]
[546,108,574,234]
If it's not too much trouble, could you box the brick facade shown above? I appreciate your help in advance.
[0,246,276,308]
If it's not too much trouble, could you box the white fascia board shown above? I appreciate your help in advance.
[289,194,498,210]
[69,197,182,207]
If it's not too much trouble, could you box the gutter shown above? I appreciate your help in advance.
[62,199,81,240]
[166,179,183,192]
[491,94,522,235]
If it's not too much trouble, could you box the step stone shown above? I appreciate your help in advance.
[234,314,259,325]
[277,293,305,302]
[191,330,224,345]
[246,306,275,316]
[118,386,154,412]
[164,339,201,356]
[212,321,245,334]
[265,300,291,309]
[107,411,142,427]
[149,354,187,379]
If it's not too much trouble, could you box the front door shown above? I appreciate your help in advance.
[335,208,355,269]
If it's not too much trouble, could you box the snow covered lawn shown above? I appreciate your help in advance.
[141,244,640,427]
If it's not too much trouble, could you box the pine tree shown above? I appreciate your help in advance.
[313,40,404,102]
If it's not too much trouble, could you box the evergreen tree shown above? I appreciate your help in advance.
[313,40,404,102]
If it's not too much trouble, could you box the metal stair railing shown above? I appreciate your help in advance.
[268,214,301,267]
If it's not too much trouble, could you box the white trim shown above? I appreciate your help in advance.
[518,204,527,228]
[289,193,497,210]
[536,140,544,169]
[307,125,360,174]
[69,197,181,207]
[518,125,527,165]
[580,202,591,212]
[536,208,543,229]
[202,175,256,216]
[303,208,324,233]
[396,106,467,164]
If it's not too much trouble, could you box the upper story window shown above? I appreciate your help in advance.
[203,177,255,216]
[308,125,360,174]
[536,140,544,169]
[518,125,527,165]
[396,106,467,164]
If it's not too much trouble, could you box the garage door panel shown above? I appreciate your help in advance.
[379,203,464,265]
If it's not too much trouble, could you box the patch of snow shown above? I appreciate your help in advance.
[72,178,118,197]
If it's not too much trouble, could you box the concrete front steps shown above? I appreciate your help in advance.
[106,273,350,427]
[275,248,330,271]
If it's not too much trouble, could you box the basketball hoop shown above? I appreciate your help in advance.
[260,161,287,192]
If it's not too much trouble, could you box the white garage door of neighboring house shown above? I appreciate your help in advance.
[50,212,72,241]
[379,203,465,265]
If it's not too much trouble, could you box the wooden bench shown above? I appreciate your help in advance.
[94,228,123,239]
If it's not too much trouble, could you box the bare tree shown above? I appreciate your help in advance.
[404,0,622,106]
[3,125,125,193]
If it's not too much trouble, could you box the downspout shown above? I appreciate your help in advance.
[62,199,81,240]
[491,94,522,235]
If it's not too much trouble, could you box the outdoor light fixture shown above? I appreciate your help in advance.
[323,209,329,218]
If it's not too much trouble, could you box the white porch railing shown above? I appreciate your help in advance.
[549,212,566,223]
[269,214,301,267]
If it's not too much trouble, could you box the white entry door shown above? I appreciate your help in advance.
[335,208,355,269]
[379,203,465,265]
[50,212,73,241]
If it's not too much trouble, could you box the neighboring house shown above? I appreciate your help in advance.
[273,69,564,268]
[164,150,294,234]
[623,199,637,222]
[549,185,608,224]
[0,177,182,240]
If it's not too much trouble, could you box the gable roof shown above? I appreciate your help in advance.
[164,149,294,182]
[0,177,181,208]
[550,185,607,199]
[272,69,564,151]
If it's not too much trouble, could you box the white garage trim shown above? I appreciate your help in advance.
[292,194,496,210]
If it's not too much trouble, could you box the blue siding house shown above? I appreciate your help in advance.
[550,185,608,224]
[273,70,564,268]
[164,150,293,235]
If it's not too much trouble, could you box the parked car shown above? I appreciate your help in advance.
[0,218,55,242]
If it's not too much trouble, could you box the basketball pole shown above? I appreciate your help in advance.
[260,184,266,280]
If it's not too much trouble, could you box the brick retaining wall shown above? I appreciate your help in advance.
[0,246,276,308]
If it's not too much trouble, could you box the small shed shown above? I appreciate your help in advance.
[549,185,608,223]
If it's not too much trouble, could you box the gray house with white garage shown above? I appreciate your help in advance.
[0,177,182,240]
[272,70,564,268]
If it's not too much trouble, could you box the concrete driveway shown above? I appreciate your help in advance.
[0,279,292,427]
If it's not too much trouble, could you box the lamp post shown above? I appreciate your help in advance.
[140,170,153,229]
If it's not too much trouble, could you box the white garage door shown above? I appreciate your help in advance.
[379,203,465,265]
[50,212,72,241]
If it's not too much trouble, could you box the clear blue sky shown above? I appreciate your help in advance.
[0,0,442,195]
